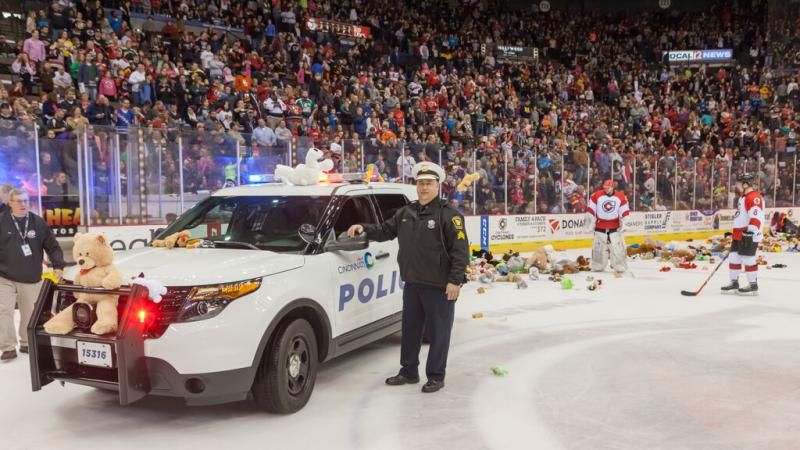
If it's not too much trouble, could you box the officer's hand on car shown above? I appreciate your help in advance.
[445,283,460,301]
[347,224,364,238]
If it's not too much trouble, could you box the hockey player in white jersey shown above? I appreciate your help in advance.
[722,173,765,295]
[586,180,630,276]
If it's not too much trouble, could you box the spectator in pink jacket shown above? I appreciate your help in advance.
[22,30,46,64]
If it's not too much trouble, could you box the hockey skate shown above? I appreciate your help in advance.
[737,282,758,296]
[720,280,739,295]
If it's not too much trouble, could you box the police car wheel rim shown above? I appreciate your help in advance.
[286,337,309,395]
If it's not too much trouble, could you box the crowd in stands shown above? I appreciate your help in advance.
[2,0,800,220]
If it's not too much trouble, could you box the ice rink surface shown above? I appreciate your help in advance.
[3,250,800,450]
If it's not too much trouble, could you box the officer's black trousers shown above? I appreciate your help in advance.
[399,282,455,382]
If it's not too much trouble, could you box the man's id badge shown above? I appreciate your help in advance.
[21,244,32,257]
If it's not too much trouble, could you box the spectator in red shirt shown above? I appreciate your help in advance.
[392,104,405,129]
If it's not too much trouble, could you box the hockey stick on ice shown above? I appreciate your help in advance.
[680,253,728,297]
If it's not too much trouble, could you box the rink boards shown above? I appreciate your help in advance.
[465,208,800,253]
[61,208,800,255]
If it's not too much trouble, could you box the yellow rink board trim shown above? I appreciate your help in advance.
[470,230,726,253]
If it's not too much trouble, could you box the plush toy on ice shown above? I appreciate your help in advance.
[275,148,334,186]
[44,233,123,336]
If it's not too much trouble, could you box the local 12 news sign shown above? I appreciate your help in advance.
[665,49,733,64]
[307,18,371,39]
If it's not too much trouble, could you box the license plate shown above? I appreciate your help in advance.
[77,341,113,368]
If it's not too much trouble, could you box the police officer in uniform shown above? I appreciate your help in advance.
[348,162,468,393]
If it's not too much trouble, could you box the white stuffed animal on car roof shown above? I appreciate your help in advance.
[275,148,334,186]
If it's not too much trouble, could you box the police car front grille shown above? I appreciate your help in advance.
[148,286,193,338]
[52,285,191,339]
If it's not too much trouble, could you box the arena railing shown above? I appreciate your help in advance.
[0,125,797,230]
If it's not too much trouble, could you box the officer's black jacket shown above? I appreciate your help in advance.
[362,199,469,288]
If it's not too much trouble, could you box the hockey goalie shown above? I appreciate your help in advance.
[586,180,630,277]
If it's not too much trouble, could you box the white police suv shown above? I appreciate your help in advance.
[28,177,417,413]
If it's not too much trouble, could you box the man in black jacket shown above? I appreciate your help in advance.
[0,190,65,361]
[87,96,114,126]
[348,162,468,393]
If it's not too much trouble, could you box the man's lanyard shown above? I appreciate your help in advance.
[12,213,30,244]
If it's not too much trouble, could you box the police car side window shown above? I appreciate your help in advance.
[374,193,409,222]
[334,196,376,235]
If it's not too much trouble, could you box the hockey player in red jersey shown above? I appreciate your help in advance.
[722,173,765,295]
[586,180,630,276]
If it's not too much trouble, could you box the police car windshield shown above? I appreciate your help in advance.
[162,195,330,252]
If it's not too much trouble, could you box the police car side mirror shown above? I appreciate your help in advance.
[298,223,317,244]
[324,231,369,252]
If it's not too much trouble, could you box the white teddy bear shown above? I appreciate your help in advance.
[275,147,334,186]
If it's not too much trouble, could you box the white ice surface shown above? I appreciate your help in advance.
[3,250,800,450]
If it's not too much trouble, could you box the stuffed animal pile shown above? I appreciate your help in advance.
[467,245,593,292]
[44,233,123,335]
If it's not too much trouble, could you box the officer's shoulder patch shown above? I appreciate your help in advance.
[451,216,463,229]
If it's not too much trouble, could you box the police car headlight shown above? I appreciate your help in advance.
[177,279,261,322]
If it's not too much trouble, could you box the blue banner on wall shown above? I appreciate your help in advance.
[480,216,489,250]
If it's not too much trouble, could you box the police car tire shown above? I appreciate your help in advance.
[252,318,318,414]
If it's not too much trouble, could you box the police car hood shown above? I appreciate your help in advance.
[67,248,304,287]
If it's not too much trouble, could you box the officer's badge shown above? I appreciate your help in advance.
[427,219,436,229]
[421,164,430,172]
[26,230,36,239]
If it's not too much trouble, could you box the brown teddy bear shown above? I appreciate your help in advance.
[525,245,552,271]
[672,249,696,261]
[152,230,192,248]
[628,243,657,259]
[44,233,123,335]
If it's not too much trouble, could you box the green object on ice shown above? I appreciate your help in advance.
[490,365,509,376]
[696,255,707,261]
[561,278,574,290]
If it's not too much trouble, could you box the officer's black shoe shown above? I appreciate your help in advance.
[421,380,445,393]
[19,346,28,354]
[721,280,739,294]
[738,282,759,296]
[1,350,17,361]
[385,374,420,386]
